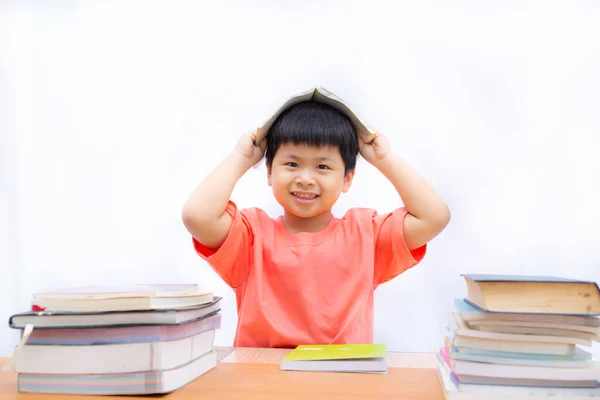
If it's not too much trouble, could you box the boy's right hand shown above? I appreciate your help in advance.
[182,129,266,250]
[235,129,267,168]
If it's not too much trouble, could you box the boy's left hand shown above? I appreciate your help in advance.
[359,132,392,165]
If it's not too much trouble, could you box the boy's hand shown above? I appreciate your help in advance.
[235,129,267,168]
[359,132,392,165]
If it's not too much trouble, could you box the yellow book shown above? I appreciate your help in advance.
[280,344,387,374]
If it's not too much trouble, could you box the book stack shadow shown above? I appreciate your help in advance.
[438,274,600,399]
[7,284,221,395]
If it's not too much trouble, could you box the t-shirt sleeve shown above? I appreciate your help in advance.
[192,201,254,288]
[372,207,427,285]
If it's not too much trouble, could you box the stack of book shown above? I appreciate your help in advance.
[8,284,222,395]
[437,274,600,399]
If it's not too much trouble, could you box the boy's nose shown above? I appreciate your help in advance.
[295,171,315,187]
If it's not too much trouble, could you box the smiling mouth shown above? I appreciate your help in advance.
[291,192,319,200]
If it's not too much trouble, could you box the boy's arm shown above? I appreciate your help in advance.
[181,132,266,249]
[360,134,451,250]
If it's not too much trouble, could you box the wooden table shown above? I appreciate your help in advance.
[0,347,444,400]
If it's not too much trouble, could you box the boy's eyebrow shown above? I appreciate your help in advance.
[315,156,334,162]
[282,154,335,162]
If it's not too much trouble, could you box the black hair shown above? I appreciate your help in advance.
[265,101,359,176]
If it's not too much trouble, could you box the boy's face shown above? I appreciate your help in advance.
[267,143,354,220]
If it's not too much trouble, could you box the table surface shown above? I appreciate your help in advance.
[0,347,444,400]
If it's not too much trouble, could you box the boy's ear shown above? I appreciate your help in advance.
[341,170,355,193]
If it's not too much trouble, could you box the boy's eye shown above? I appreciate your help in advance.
[286,162,298,167]
[317,165,330,170]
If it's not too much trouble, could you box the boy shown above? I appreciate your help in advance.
[182,97,450,348]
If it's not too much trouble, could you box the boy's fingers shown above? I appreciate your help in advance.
[248,129,259,145]
[358,135,366,147]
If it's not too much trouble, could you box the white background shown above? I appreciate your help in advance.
[1,1,599,357]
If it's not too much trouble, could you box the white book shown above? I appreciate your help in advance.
[15,329,215,374]
[449,311,590,355]
[450,358,600,382]
[470,318,600,334]
[450,312,592,347]
[450,347,592,368]
[10,297,221,328]
[18,350,218,395]
[454,298,600,328]
[474,324,600,341]
[437,359,600,400]
[453,335,576,356]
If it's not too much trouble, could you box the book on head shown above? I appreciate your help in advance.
[255,86,376,145]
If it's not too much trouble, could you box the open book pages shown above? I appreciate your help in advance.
[32,284,200,300]
[30,284,213,313]
[256,86,376,145]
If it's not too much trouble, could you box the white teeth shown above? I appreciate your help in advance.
[293,193,317,199]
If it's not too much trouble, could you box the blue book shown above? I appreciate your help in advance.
[453,298,600,327]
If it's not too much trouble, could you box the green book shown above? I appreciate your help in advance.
[280,344,387,374]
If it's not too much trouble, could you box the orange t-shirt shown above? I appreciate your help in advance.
[192,201,426,348]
